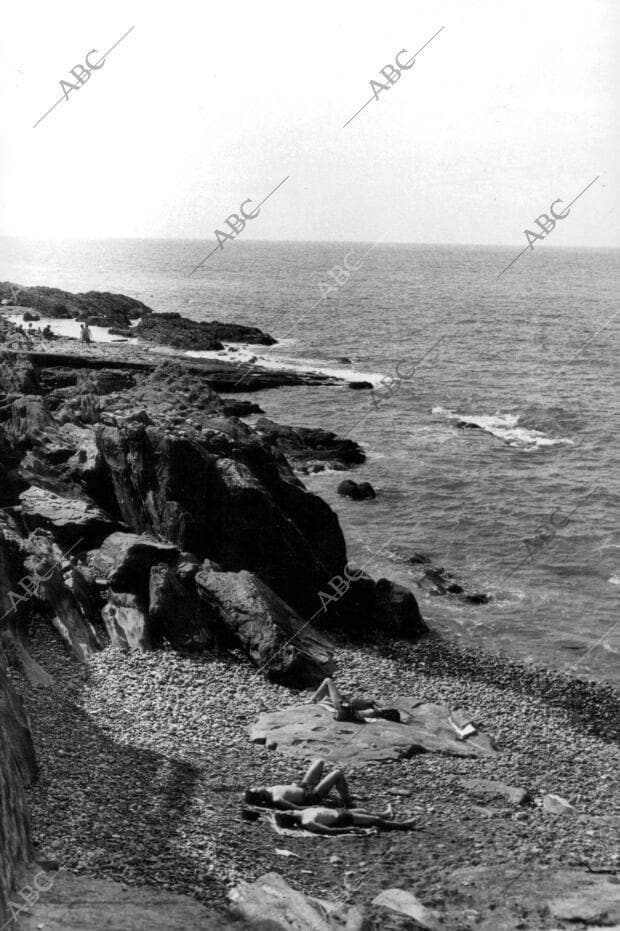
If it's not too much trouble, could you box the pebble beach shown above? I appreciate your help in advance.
[14,620,620,929]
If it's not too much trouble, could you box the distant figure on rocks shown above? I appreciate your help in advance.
[42,324,54,340]
[275,805,418,835]
[80,323,92,344]
[244,758,354,809]
[311,677,401,723]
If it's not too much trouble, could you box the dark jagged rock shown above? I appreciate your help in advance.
[149,558,219,651]
[93,422,349,620]
[0,282,149,326]
[1,315,429,665]
[221,399,264,417]
[102,590,151,651]
[0,351,40,395]
[131,313,276,349]
[337,479,376,500]
[415,564,491,607]
[0,283,276,349]
[22,532,103,662]
[3,347,342,393]
[254,417,366,473]
[375,578,428,638]
[90,532,180,596]
[19,486,117,550]
[196,566,335,685]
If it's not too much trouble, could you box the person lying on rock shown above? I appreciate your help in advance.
[244,758,354,809]
[310,677,401,723]
[275,805,417,835]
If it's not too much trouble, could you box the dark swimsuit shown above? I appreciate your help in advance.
[333,706,401,723]
[334,810,355,827]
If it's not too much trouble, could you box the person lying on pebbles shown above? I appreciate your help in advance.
[311,677,401,723]
[244,758,354,809]
[274,805,418,835]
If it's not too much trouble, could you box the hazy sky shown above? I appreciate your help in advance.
[1,0,618,245]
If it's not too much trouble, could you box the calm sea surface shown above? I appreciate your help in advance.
[2,237,619,686]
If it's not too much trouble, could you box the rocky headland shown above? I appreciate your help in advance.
[1,294,618,931]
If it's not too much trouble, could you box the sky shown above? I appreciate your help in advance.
[0,0,618,246]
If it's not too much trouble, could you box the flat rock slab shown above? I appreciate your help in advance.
[250,698,497,762]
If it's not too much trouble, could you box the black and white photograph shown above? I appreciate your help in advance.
[0,2,619,928]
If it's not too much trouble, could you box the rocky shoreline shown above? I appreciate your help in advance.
[1,291,619,930]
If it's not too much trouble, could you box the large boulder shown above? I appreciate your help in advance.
[90,532,179,594]
[22,532,103,662]
[374,578,428,638]
[149,558,218,650]
[19,486,116,550]
[229,872,368,930]
[92,532,181,652]
[195,567,335,685]
[102,590,151,651]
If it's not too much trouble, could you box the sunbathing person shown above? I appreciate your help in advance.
[311,677,400,723]
[275,805,418,835]
[244,758,353,809]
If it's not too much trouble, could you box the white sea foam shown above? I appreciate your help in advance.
[608,574,620,586]
[432,406,569,449]
[184,342,386,386]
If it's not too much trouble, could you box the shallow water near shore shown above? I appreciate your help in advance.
[2,237,619,686]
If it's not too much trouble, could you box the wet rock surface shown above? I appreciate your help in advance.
[254,417,366,473]
[337,479,376,500]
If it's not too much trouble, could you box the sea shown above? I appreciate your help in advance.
[1,237,619,687]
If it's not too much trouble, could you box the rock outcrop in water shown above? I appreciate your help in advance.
[254,417,366,473]
[0,283,276,351]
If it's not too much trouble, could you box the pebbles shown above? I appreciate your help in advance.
[11,623,620,927]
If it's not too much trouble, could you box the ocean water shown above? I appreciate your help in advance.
[2,237,619,686]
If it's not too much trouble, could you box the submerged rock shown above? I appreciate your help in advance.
[337,479,376,500]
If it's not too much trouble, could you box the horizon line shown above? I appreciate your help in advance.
[0,234,618,251]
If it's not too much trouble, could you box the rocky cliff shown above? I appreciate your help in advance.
[0,650,36,925]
